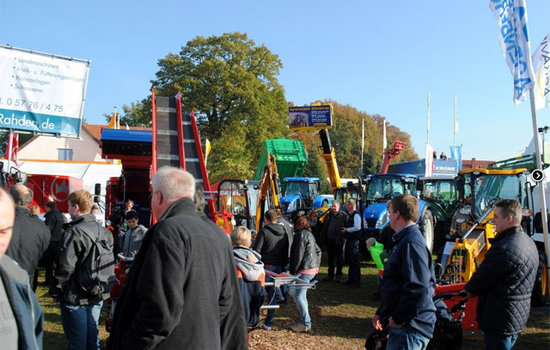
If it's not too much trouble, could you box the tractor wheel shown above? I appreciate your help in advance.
[420,210,435,252]
[532,251,549,307]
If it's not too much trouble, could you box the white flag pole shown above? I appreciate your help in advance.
[453,94,458,148]
[426,92,430,145]
[529,88,550,296]
[361,118,364,174]
[6,129,12,173]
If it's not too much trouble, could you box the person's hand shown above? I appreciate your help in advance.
[49,286,62,302]
[372,314,383,330]
[388,317,402,328]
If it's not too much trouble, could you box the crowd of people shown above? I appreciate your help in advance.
[0,166,541,350]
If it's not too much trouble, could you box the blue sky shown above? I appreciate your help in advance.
[1,0,549,162]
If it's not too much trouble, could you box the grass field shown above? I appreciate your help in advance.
[38,258,550,349]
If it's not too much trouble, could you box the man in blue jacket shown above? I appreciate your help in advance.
[0,187,44,350]
[465,199,538,350]
[372,194,436,350]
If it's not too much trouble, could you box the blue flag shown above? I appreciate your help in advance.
[449,145,462,171]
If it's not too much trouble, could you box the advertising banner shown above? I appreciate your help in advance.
[489,0,535,104]
[288,105,332,130]
[0,45,90,137]
[425,144,434,177]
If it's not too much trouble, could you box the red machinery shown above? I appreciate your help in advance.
[1,170,83,214]
[379,141,405,174]
[435,283,479,332]
[26,174,83,213]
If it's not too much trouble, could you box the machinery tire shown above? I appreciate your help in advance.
[532,251,549,307]
[420,210,435,252]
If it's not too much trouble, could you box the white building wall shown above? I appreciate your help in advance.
[18,128,102,161]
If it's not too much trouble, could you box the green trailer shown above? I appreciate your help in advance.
[254,139,307,192]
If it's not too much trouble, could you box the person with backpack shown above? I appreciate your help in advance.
[52,189,115,350]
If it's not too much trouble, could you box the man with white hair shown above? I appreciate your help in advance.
[109,166,247,350]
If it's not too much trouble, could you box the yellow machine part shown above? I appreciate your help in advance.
[445,240,476,283]
[255,154,281,231]
[444,221,497,283]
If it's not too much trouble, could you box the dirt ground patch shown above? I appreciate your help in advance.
[39,261,549,349]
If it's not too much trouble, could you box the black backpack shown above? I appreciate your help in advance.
[78,222,116,296]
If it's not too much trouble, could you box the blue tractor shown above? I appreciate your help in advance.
[280,177,333,220]
[362,173,436,251]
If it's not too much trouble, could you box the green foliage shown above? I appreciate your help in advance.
[103,97,152,127]
[302,142,331,193]
[290,101,417,183]
[103,34,420,184]
[151,32,289,182]
[371,114,418,163]
[207,121,254,180]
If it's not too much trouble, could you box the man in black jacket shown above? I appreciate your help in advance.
[465,199,538,350]
[252,208,289,330]
[109,167,247,350]
[43,201,66,287]
[54,189,113,350]
[6,184,50,290]
[342,198,362,287]
[321,200,347,282]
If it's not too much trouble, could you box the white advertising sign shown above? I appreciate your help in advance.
[0,45,90,137]
[425,143,434,177]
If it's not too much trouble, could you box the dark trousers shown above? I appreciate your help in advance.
[41,242,61,287]
[326,239,344,279]
[345,239,361,285]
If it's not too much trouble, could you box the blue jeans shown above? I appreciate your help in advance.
[263,265,282,327]
[484,331,518,350]
[60,301,103,350]
[386,326,430,350]
[289,273,315,328]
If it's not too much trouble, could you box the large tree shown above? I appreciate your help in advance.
[150,32,289,181]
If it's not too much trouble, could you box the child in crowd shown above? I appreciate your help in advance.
[231,226,265,329]
[366,237,388,272]
[30,205,40,216]
[366,237,388,300]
